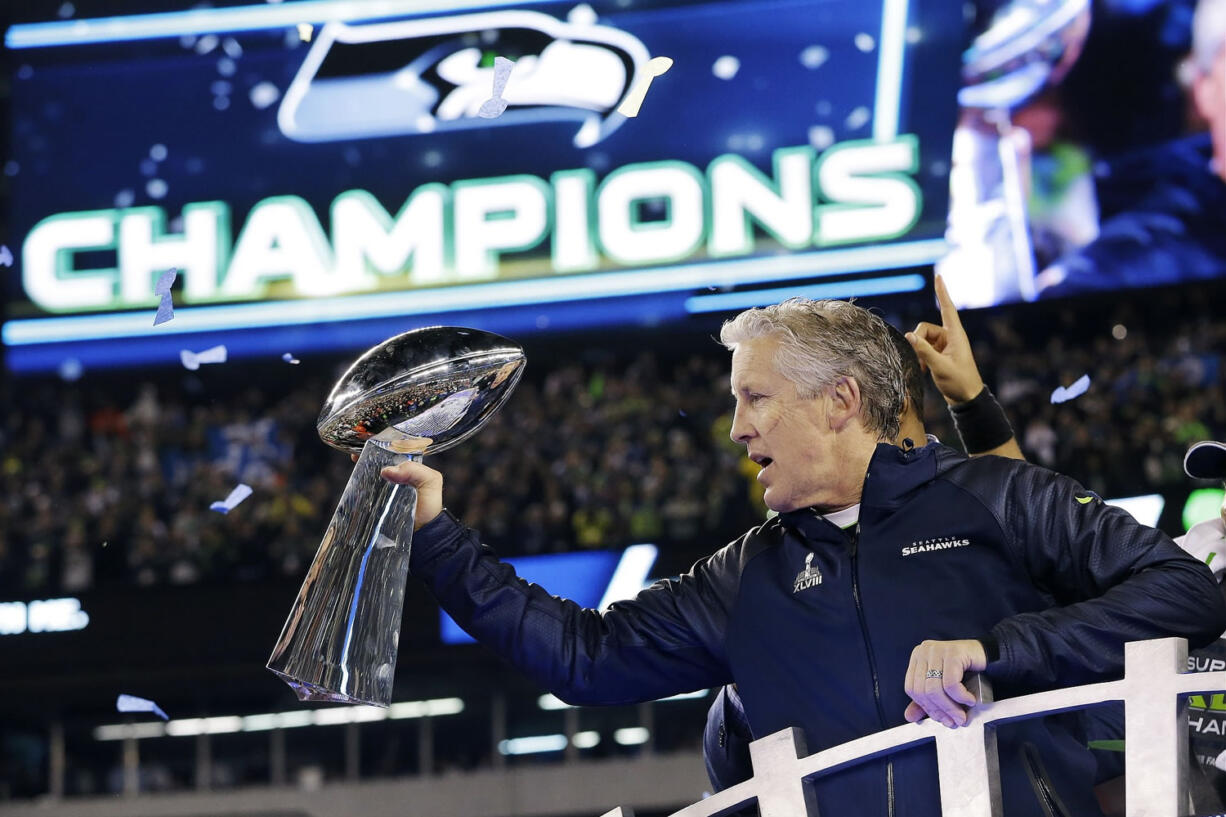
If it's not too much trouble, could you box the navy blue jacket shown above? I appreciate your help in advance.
[410,442,1226,817]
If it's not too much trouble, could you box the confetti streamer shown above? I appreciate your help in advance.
[210,483,253,514]
[282,352,300,364]
[0,245,11,267]
[153,268,177,326]
[712,55,739,80]
[1050,374,1091,404]
[618,56,673,117]
[117,694,169,720]
[478,56,515,119]
[180,344,228,370]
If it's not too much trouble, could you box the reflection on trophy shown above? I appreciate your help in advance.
[267,327,525,707]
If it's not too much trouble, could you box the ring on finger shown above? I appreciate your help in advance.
[925,669,943,679]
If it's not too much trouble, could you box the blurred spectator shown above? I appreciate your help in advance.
[1037,0,1226,296]
[0,286,1223,596]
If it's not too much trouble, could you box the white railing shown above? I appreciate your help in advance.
[602,638,1223,817]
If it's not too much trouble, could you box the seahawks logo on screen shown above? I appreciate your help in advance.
[277,9,652,148]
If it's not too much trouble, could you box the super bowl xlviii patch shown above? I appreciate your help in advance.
[793,553,823,593]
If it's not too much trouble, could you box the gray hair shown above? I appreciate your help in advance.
[719,298,906,440]
[1195,0,1226,73]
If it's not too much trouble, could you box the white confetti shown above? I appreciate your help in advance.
[149,144,167,162]
[808,125,835,150]
[282,352,300,364]
[249,81,281,110]
[195,34,219,55]
[210,483,253,514]
[117,694,168,720]
[567,4,597,24]
[180,344,227,370]
[800,45,829,69]
[1051,374,1091,404]
[855,33,876,52]
[222,37,243,58]
[146,179,168,199]
[478,56,515,119]
[845,106,871,130]
[58,358,83,382]
[712,55,740,80]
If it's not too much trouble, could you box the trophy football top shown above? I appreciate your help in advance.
[317,326,526,455]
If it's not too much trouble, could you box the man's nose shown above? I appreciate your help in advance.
[730,406,753,444]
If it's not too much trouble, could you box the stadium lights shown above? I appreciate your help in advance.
[93,697,464,741]
[1104,494,1165,528]
[165,716,244,737]
[572,730,601,749]
[496,729,630,754]
[538,688,710,710]
[498,734,569,755]
[5,0,549,49]
[613,727,651,746]
[684,273,925,313]
[3,241,948,348]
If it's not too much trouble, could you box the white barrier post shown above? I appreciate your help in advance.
[1124,638,1189,817]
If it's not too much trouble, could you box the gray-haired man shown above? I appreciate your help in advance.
[382,297,1224,817]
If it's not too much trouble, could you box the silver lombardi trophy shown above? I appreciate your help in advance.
[267,327,525,707]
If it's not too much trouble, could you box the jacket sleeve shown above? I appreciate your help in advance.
[984,462,1226,687]
[409,511,738,705]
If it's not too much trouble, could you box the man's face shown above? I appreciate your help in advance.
[728,335,840,513]
[1193,40,1226,183]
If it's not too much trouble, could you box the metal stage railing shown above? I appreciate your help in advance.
[601,638,1224,817]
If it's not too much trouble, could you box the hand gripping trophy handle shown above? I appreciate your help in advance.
[267,327,525,707]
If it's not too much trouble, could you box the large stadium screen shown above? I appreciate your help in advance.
[937,0,1226,309]
[3,0,964,373]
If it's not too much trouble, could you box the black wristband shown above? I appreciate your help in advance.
[949,386,1015,455]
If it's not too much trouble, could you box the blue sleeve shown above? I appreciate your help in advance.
[986,463,1226,687]
[410,511,737,704]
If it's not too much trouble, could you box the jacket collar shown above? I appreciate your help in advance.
[779,441,965,537]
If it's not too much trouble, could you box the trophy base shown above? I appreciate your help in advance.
[269,669,389,707]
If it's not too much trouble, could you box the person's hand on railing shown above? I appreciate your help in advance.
[903,638,988,728]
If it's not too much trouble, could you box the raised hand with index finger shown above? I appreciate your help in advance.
[905,274,986,406]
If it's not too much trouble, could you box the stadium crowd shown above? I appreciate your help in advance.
[0,286,1223,597]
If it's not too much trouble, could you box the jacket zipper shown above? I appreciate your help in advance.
[848,520,896,817]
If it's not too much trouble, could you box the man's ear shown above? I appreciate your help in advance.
[828,376,862,431]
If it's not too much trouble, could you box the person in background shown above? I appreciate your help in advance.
[1175,440,1226,810]
[1037,0,1226,296]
